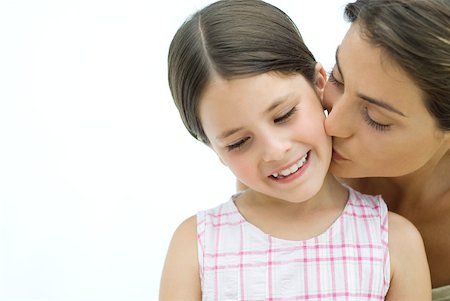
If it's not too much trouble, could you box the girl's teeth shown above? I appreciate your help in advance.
[272,153,308,178]
[289,165,298,174]
[281,168,293,177]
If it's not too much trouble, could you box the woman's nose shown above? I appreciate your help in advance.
[324,97,354,138]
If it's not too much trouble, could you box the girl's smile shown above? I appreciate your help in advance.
[198,70,331,204]
[269,151,310,183]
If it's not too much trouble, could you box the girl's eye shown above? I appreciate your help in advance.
[361,107,391,131]
[327,70,344,89]
[226,137,250,151]
[274,107,297,124]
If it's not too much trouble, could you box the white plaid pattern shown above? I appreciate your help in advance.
[197,186,390,301]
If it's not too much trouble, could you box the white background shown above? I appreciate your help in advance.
[0,1,349,300]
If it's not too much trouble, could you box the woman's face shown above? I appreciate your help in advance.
[323,23,449,178]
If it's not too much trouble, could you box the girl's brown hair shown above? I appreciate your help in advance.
[168,0,317,144]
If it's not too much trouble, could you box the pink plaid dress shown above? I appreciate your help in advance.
[196,186,390,301]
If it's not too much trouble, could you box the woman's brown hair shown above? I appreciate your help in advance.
[345,0,450,130]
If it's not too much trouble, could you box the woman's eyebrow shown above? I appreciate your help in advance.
[335,46,406,117]
[359,94,406,117]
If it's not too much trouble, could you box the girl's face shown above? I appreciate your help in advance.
[198,71,331,203]
[323,23,449,178]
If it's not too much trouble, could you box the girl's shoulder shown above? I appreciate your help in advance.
[159,214,201,300]
[196,195,243,231]
[385,210,431,299]
[345,184,387,218]
[387,210,427,258]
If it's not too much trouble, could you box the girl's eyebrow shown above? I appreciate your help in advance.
[216,126,243,141]
[335,46,406,117]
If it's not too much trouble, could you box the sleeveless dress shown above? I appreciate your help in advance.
[196,186,390,301]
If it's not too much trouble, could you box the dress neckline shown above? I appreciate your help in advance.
[228,186,353,243]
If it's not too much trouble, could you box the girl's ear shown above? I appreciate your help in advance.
[314,63,327,99]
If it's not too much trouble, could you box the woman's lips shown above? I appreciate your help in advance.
[332,149,348,161]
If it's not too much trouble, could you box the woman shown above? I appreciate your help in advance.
[323,0,449,298]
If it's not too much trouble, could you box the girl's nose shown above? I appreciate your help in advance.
[262,136,292,162]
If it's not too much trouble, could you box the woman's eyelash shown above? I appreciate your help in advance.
[327,68,390,132]
[274,107,297,124]
[327,70,343,88]
[227,137,250,151]
[361,107,391,131]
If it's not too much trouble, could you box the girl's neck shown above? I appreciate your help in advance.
[242,173,346,212]
[235,173,348,241]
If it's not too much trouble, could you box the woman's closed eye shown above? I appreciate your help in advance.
[274,107,297,124]
[327,71,344,89]
[361,107,391,131]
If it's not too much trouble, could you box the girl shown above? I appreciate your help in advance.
[160,0,431,300]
